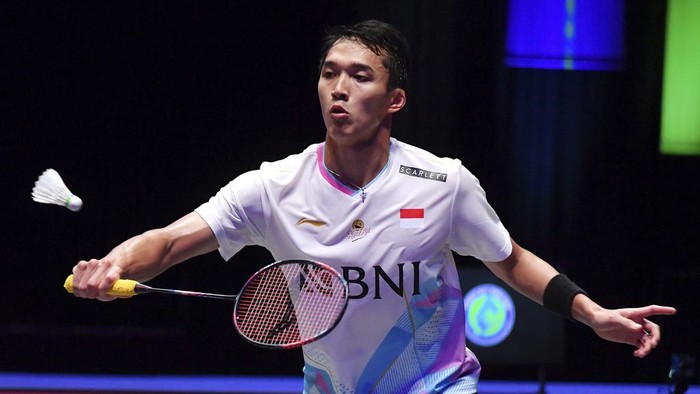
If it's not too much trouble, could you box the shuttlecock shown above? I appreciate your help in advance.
[31,168,83,212]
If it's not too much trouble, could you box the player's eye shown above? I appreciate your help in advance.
[354,74,370,82]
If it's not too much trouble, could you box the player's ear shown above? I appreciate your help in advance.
[386,88,406,114]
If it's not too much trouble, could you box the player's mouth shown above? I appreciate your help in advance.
[330,104,349,120]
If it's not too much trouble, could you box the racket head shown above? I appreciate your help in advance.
[232,259,348,349]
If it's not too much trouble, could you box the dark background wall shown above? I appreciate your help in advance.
[2,0,697,385]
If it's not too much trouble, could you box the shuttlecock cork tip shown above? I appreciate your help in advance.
[66,195,83,212]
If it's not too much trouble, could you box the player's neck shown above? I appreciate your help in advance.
[324,129,391,188]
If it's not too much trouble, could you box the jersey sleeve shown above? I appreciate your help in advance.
[194,170,267,261]
[448,165,512,262]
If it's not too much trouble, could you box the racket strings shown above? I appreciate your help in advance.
[237,267,293,344]
[235,262,347,347]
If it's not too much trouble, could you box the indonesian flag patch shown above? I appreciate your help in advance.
[400,208,425,228]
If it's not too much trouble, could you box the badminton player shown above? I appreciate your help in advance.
[71,20,676,393]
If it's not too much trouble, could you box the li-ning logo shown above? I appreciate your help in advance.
[346,219,370,242]
[295,218,327,227]
[398,165,447,182]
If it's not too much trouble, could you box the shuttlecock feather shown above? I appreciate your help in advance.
[31,168,83,212]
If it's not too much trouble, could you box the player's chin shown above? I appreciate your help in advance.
[326,126,361,144]
[326,119,353,133]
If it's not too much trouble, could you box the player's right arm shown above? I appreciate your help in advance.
[71,212,218,301]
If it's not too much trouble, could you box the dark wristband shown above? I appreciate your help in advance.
[542,274,588,321]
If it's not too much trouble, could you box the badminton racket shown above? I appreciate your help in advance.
[64,259,349,349]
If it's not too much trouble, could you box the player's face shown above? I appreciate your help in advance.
[318,39,404,145]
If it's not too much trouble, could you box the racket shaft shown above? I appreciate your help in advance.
[143,287,236,301]
[64,274,235,300]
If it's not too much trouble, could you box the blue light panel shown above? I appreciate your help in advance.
[506,0,625,71]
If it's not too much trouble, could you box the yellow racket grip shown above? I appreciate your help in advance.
[64,274,139,297]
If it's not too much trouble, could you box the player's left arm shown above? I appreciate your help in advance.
[482,239,558,305]
[483,239,676,358]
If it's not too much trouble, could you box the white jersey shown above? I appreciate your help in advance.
[195,138,512,394]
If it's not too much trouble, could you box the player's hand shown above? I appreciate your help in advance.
[71,258,125,301]
[584,304,676,358]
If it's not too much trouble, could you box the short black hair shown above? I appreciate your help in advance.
[318,20,410,91]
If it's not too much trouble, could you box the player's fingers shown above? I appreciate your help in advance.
[634,333,655,358]
[95,269,122,302]
[71,260,96,298]
[653,305,677,316]
[72,259,91,278]
[633,319,661,358]
[80,259,107,298]
[634,340,649,358]
[630,305,677,318]
[72,259,119,300]
[88,261,122,300]
[641,319,661,347]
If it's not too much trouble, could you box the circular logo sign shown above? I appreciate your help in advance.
[463,284,516,347]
